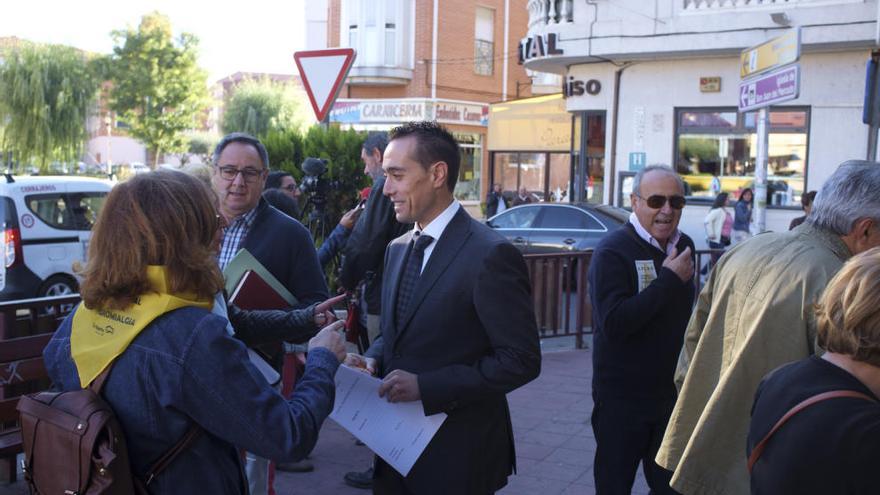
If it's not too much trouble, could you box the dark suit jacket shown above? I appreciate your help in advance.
[339,176,411,315]
[240,198,329,308]
[365,206,541,494]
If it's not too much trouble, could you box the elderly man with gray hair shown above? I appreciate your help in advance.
[589,164,695,494]
[656,160,880,495]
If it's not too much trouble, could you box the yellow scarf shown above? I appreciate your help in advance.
[71,265,212,387]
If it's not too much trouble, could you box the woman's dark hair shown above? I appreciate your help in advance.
[738,188,753,203]
[711,192,729,209]
[79,170,224,310]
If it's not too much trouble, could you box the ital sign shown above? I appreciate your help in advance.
[738,64,800,112]
[518,33,564,63]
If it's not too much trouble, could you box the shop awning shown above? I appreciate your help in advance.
[488,94,571,152]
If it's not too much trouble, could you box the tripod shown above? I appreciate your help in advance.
[301,193,329,244]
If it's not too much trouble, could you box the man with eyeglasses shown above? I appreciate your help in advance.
[588,164,695,494]
[210,133,330,495]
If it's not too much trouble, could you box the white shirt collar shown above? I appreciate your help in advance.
[628,212,681,256]
[414,200,460,273]
[416,199,460,242]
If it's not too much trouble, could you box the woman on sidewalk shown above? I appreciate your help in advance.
[732,188,753,244]
[703,192,732,269]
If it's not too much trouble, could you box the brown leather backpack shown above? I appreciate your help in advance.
[16,363,200,494]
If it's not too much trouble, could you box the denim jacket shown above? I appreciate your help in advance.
[43,305,339,494]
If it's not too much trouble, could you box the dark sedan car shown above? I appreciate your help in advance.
[487,203,628,254]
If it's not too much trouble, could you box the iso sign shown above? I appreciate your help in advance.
[738,64,799,112]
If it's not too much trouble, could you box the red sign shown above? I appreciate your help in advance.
[294,48,357,122]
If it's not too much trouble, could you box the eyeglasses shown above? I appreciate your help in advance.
[636,194,687,210]
[216,166,265,183]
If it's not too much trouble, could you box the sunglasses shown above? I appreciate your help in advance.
[636,194,687,210]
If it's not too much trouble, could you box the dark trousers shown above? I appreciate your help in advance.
[591,395,680,495]
[372,457,496,495]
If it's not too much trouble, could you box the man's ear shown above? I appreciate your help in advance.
[431,161,449,189]
[372,148,382,163]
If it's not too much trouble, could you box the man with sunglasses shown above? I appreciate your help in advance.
[589,164,695,494]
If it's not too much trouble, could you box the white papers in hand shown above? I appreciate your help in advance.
[330,365,447,477]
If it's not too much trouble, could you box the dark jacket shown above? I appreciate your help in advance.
[365,207,541,494]
[485,190,507,217]
[241,198,329,308]
[339,176,410,314]
[589,223,695,401]
[43,306,339,495]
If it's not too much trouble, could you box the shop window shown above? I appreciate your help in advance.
[675,107,809,207]
[474,7,494,76]
[454,133,482,202]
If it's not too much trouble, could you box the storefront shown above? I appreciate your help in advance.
[487,93,607,207]
[329,98,489,215]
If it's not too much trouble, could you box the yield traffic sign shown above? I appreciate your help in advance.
[294,48,357,122]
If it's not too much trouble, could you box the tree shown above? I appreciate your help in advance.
[0,44,99,172]
[186,132,218,165]
[221,78,307,138]
[108,12,210,167]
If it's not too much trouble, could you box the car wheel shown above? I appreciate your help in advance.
[37,275,78,315]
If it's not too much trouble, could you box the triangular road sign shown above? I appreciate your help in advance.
[294,48,357,123]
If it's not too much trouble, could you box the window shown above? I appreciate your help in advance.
[537,207,603,230]
[27,192,107,231]
[491,206,540,229]
[474,7,494,76]
[675,107,809,207]
[342,0,412,70]
[453,132,482,202]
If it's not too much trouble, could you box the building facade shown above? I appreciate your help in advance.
[316,0,533,213]
[520,0,877,239]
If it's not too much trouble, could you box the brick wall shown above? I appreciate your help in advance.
[328,0,531,102]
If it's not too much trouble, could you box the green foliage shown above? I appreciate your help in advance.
[108,12,210,167]
[221,78,307,138]
[0,44,100,172]
[187,131,219,164]
[301,125,371,227]
[263,128,304,175]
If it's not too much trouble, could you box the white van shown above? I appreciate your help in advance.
[0,175,113,301]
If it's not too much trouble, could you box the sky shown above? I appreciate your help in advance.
[1,1,308,82]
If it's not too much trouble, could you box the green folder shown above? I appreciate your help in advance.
[223,248,297,306]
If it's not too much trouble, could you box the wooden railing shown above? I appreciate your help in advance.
[524,251,592,349]
[0,294,80,483]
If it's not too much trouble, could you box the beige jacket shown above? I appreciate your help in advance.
[655,223,851,495]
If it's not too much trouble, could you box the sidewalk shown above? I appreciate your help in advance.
[272,341,649,495]
[0,342,650,495]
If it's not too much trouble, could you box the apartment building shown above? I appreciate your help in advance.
[518,0,877,234]
[313,0,533,211]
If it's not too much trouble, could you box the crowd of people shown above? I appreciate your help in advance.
[42,121,541,495]
[36,116,880,495]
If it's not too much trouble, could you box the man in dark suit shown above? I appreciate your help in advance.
[345,121,541,494]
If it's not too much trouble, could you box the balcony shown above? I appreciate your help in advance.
[527,0,575,28]
[682,0,860,10]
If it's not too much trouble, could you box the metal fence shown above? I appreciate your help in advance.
[523,248,725,350]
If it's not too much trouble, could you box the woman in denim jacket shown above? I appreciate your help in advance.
[43,171,346,494]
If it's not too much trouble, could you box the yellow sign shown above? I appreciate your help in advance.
[740,28,800,78]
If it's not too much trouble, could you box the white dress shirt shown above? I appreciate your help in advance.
[414,199,461,273]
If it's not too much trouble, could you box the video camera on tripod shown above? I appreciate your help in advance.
[300,157,340,240]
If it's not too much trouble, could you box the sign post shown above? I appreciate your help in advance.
[293,48,357,124]
[738,28,801,234]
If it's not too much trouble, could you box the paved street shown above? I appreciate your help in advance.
[1,341,650,495]
[271,341,650,495]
